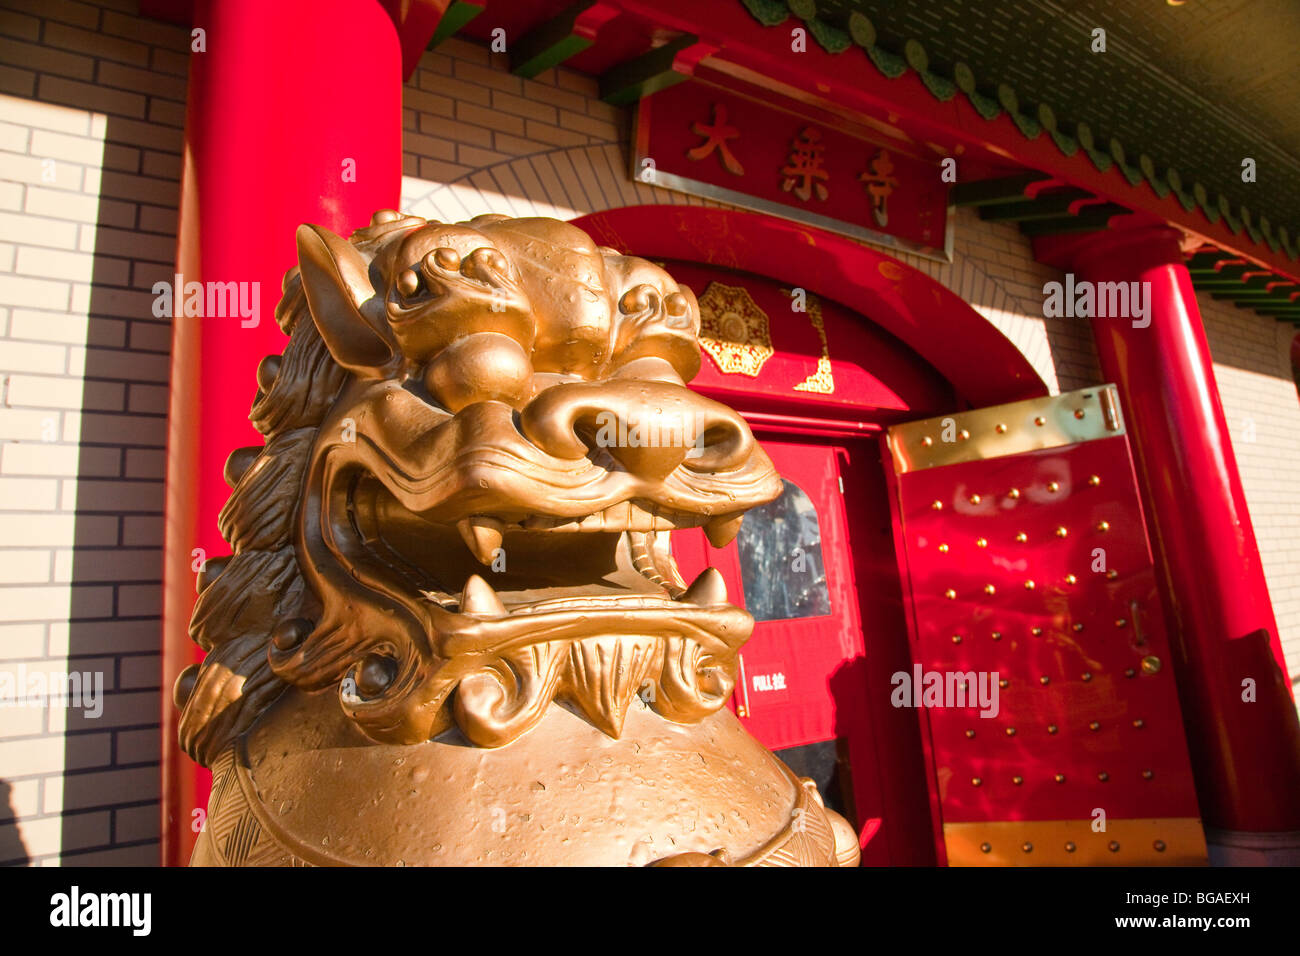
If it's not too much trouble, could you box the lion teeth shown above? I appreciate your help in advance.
[678,567,727,606]
[703,512,744,548]
[457,515,504,565]
[460,574,506,616]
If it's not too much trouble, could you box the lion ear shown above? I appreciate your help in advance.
[296,223,399,377]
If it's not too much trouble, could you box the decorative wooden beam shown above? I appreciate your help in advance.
[429,1,483,49]
[1017,204,1128,236]
[600,34,718,106]
[978,188,1096,222]
[949,173,1054,207]
[511,1,620,78]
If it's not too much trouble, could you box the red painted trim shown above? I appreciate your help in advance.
[1038,226,1300,833]
[571,205,1048,409]
[162,0,403,866]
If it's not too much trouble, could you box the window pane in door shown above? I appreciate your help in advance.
[736,478,832,622]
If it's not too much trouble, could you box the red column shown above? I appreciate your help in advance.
[1040,226,1300,840]
[161,0,402,866]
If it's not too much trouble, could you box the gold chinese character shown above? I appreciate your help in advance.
[858,149,899,226]
[781,127,829,202]
[686,103,745,176]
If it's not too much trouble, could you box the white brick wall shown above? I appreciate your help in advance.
[0,0,186,865]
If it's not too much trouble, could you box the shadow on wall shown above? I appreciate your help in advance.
[1,780,31,866]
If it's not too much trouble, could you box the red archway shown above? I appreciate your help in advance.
[571,205,1049,409]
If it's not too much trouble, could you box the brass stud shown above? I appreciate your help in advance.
[1115,618,1127,628]
[938,543,949,553]
[969,493,982,504]
[1073,622,1085,632]
[737,705,748,717]
[1047,724,1058,734]
[1089,721,1101,731]
[980,842,992,853]
[1039,675,1050,685]
[976,537,988,548]
[984,584,996,595]
[971,777,982,787]
[944,588,957,600]
[1141,655,1161,675]
[1108,841,1120,852]
[1081,671,1092,682]
[1034,416,1046,426]
[1074,409,1086,420]
[995,423,1007,434]
[921,436,933,447]
[1142,769,1154,780]
[1124,668,1136,678]
[1096,520,1110,532]
[1055,773,1066,783]
[1065,841,1076,853]
[1047,481,1060,493]
[959,429,970,441]
[965,729,976,739]
[1015,532,1028,543]
[1055,526,1068,538]
[951,634,962,644]
[1065,574,1077,585]
[1133,718,1145,729]
[1024,580,1036,590]
[991,630,1002,641]
[1106,569,1119,580]
[1031,626,1043,636]
[1012,775,1023,786]
[998,678,1009,689]
[1005,727,1016,737]
[1021,841,1032,853]
[931,500,943,510]
[1098,772,1109,782]
[1008,488,1021,499]
[1153,840,1166,852]
[1088,475,1100,487]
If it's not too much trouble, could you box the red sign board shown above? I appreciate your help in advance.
[635,80,952,261]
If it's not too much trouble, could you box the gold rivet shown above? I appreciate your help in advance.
[1115,618,1127,628]
[1008,488,1021,499]
[1106,569,1119,580]
[1015,532,1028,543]
[1088,475,1100,486]
[1096,520,1110,532]
[998,678,1009,689]
[1089,721,1101,731]
[1047,724,1058,734]
[1034,416,1046,426]
[984,584,996,595]
[965,729,976,739]
[1108,841,1120,852]
[737,705,748,717]
[1039,675,1050,685]
[1055,526,1068,538]
[1141,655,1161,675]
[1074,409,1086,420]
[976,537,988,548]
[1153,840,1166,852]
[969,493,981,504]
[1073,622,1085,632]
[1133,718,1145,728]
[938,542,949,553]
[1005,727,1016,737]
[959,429,970,440]
[951,634,962,644]
[1012,775,1023,785]
[980,842,992,853]
[1047,481,1060,493]
[1055,773,1066,783]
[1031,626,1043,636]
[1024,580,1035,590]
[1065,574,1077,585]
[1098,771,1109,782]
[1021,841,1032,852]
[972,777,982,787]
[1081,671,1092,681]
[931,500,943,510]
[921,436,933,447]
[944,588,957,600]
[991,631,1002,641]
[995,423,1007,433]
[1124,668,1136,678]
[1142,769,1154,780]
[1065,841,1076,852]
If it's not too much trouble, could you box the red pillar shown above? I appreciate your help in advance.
[1038,226,1300,848]
[161,0,402,866]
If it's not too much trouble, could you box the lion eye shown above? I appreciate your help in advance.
[396,268,422,298]
[619,284,659,315]
[664,292,689,318]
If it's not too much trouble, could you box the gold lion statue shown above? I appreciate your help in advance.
[177,211,860,866]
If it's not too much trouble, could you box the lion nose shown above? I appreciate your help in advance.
[520,381,754,481]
